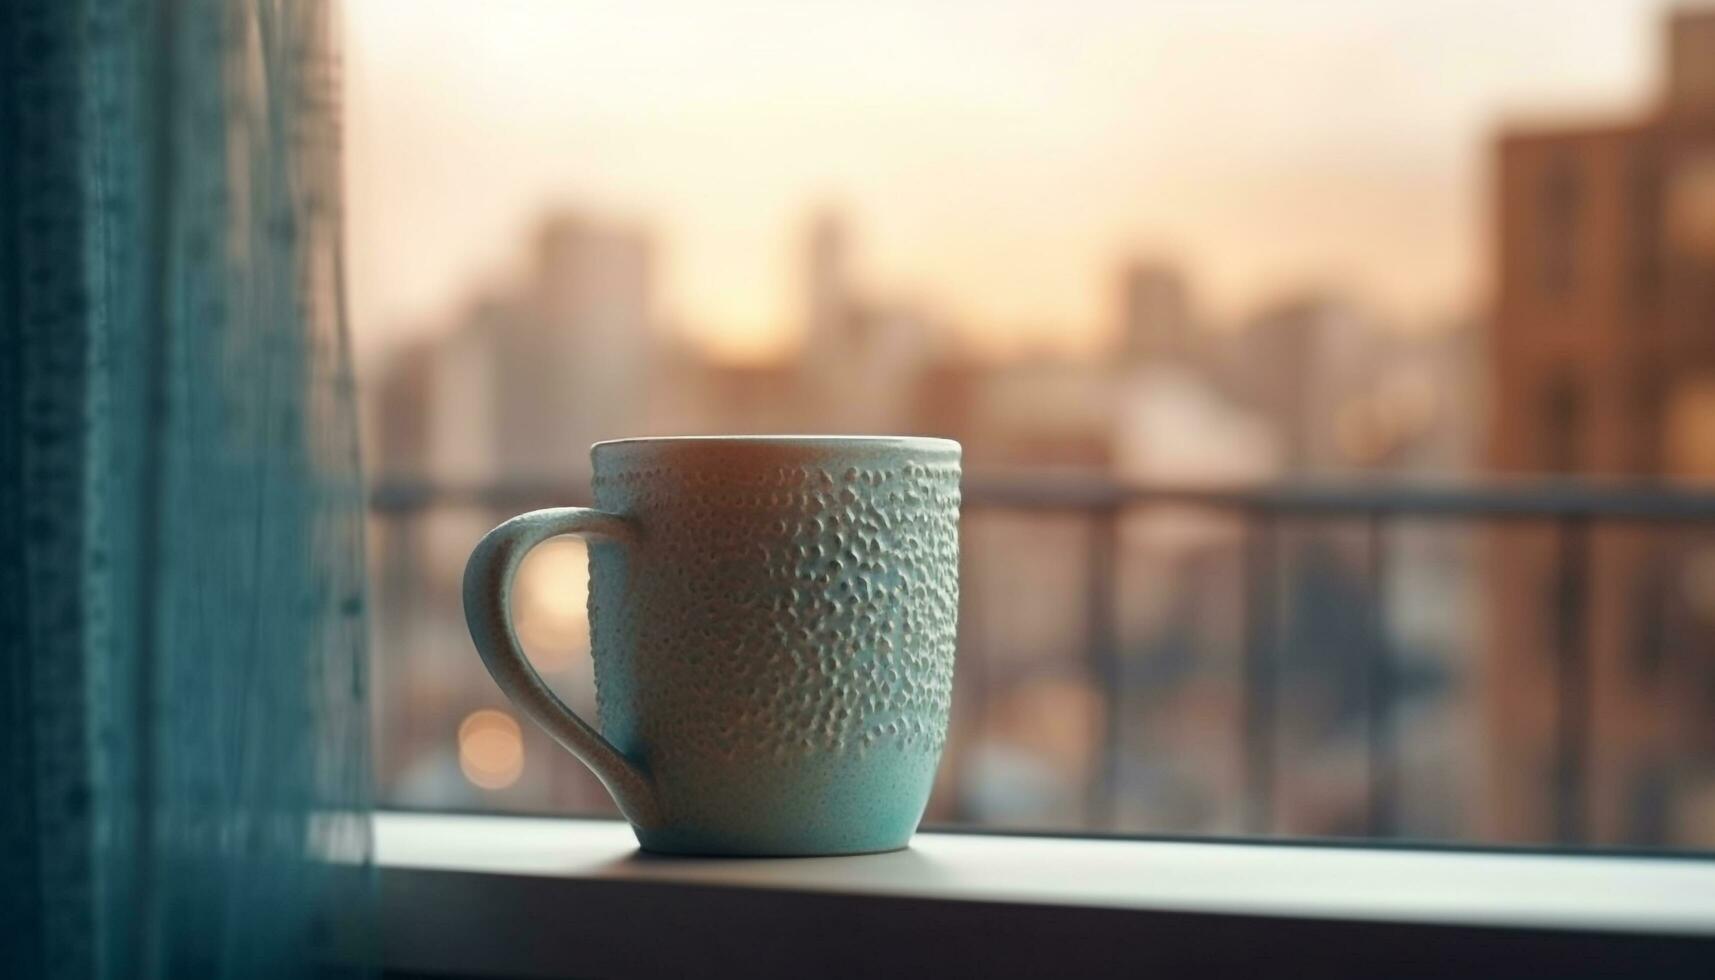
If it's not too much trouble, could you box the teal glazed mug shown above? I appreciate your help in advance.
[463,435,961,855]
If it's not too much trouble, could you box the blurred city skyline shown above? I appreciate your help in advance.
[345,0,1690,364]
[358,3,1715,847]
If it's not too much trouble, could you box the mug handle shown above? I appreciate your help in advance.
[462,507,661,828]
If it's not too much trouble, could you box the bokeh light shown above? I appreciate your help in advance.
[458,709,525,790]
[513,536,590,671]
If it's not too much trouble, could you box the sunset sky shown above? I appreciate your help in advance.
[344,0,1680,363]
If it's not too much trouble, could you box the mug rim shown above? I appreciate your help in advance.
[592,434,960,456]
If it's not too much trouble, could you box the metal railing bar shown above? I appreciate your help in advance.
[1553,517,1594,845]
[1364,513,1395,838]
[369,474,1715,522]
[967,476,1715,521]
[1083,506,1122,831]
[1242,511,1279,835]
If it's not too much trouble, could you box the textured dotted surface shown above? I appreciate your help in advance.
[589,454,960,783]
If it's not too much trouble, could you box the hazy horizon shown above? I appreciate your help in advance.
[345,0,1685,364]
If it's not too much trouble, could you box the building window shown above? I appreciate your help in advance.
[1629,147,1663,309]
[1538,150,1583,298]
[1665,376,1715,479]
[1666,153,1715,264]
[1543,373,1584,473]
[1632,378,1663,475]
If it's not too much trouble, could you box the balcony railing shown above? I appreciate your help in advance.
[369,474,1715,846]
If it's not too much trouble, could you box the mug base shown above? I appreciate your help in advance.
[631,826,915,858]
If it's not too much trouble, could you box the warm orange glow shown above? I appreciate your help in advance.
[458,709,525,790]
[513,536,590,670]
[345,1,1666,362]
[1667,379,1715,480]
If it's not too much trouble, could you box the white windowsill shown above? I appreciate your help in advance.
[374,811,1715,978]
[376,811,1714,934]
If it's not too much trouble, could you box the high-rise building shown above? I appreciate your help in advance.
[803,208,855,368]
[1488,8,1715,845]
[792,210,936,435]
[1117,262,1192,363]
[373,210,656,484]
[516,213,655,478]
[1229,294,1394,473]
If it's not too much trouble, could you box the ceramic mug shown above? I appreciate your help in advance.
[463,435,961,855]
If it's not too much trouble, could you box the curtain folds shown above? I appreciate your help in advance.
[2,1,373,977]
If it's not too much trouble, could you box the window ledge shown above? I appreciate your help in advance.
[375,812,1715,978]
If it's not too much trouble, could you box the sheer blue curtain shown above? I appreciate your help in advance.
[2,1,372,977]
